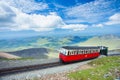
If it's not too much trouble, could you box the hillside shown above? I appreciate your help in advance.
[0,35,120,59]
[0,36,90,52]
[76,35,120,50]
[0,52,21,59]
[8,48,48,59]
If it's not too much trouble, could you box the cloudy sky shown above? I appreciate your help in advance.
[0,0,120,38]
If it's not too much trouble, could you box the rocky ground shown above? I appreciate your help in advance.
[38,64,92,80]
[0,60,91,80]
[0,58,59,69]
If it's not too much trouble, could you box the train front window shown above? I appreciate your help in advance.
[60,49,67,55]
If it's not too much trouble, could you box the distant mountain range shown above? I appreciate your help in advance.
[0,34,120,52]
[0,35,91,52]
[77,35,120,50]
[0,34,120,59]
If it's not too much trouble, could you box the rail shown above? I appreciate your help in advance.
[0,62,61,76]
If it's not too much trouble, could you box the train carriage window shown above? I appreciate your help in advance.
[60,48,66,55]
[87,49,89,54]
[76,50,78,55]
[82,50,84,54]
[86,50,87,54]
[94,49,96,52]
[78,50,81,54]
[97,49,100,52]
[73,51,75,55]
[69,51,72,55]
[72,51,74,55]
[81,50,83,54]
[89,49,91,53]
[94,49,96,53]
[68,51,70,55]
[70,51,73,55]
[95,49,97,52]
[91,49,93,53]
[83,50,85,54]
[84,50,86,54]
[92,49,95,53]
[75,50,78,55]
[65,50,67,55]
[80,50,82,54]
[98,49,100,52]
[77,50,79,54]
[70,51,72,55]
[93,49,95,53]
[74,51,76,55]
[85,50,87,54]
[71,51,73,55]
[92,49,94,53]
[88,49,90,54]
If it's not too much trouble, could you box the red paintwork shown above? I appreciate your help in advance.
[59,52,100,63]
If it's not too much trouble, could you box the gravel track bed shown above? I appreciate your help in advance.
[0,58,59,69]
[39,64,92,80]
[0,60,91,80]
[0,55,112,80]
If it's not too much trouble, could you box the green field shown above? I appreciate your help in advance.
[76,36,120,50]
[68,56,120,80]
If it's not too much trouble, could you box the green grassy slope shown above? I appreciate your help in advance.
[76,36,120,50]
[68,56,120,80]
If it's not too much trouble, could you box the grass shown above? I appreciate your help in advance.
[76,36,120,50]
[68,56,120,80]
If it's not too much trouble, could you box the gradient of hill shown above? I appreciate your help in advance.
[8,48,48,59]
[0,35,120,59]
[0,36,90,52]
[76,35,120,50]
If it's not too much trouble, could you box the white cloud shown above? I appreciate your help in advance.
[3,0,48,13]
[62,24,88,31]
[0,0,89,32]
[11,12,65,31]
[92,24,103,28]
[105,13,120,25]
[0,1,16,28]
[65,0,116,23]
[0,1,65,32]
[65,19,85,24]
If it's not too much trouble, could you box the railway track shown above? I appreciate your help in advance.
[0,61,61,76]
[0,54,118,76]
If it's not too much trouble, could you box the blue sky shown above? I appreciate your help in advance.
[0,0,120,38]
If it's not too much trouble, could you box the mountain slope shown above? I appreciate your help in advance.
[76,35,120,50]
[8,48,48,59]
[0,52,21,59]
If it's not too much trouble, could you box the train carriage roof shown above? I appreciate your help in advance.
[62,46,100,50]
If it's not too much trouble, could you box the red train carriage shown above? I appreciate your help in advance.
[59,46,102,63]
